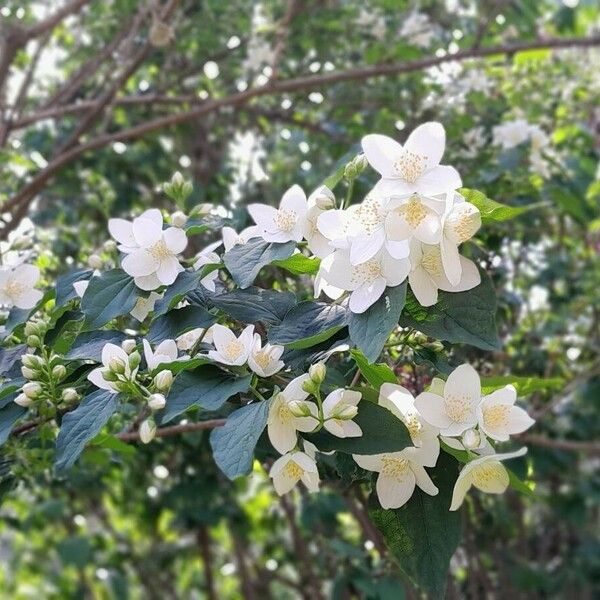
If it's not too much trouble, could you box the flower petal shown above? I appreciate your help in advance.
[417,165,462,196]
[361,134,402,178]
[163,227,188,254]
[133,216,163,248]
[349,278,386,313]
[108,218,136,246]
[156,255,181,286]
[414,391,452,430]
[409,268,438,307]
[279,184,307,214]
[404,121,446,170]
[376,470,416,509]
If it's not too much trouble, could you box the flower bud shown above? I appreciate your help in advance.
[27,334,41,348]
[61,388,79,402]
[344,153,368,181]
[87,254,103,269]
[101,368,118,383]
[333,404,358,420]
[288,399,313,418]
[148,393,166,411]
[103,239,117,252]
[109,357,126,374]
[128,351,141,371]
[14,393,33,407]
[21,353,41,369]
[171,172,184,187]
[24,321,45,337]
[462,429,481,450]
[191,203,213,217]
[52,364,67,381]
[21,366,38,380]
[139,418,157,444]
[23,382,42,399]
[154,370,173,392]
[301,379,318,395]
[164,172,193,202]
[121,339,137,354]
[170,211,188,228]
[309,363,326,384]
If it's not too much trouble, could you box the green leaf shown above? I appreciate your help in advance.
[185,214,228,236]
[350,349,396,390]
[57,536,92,568]
[400,272,500,351]
[81,269,140,329]
[55,268,92,307]
[481,375,564,396]
[348,283,406,361]
[0,345,26,376]
[153,270,205,317]
[0,396,26,445]
[305,400,411,454]
[154,357,211,375]
[210,400,270,480]
[272,253,321,275]
[90,434,136,456]
[369,453,461,599]
[148,305,216,343]
[461,188,536,224]
[65,330,127,362]
[55,390,120,471]
[223,239,295,288]
[159,367,252,424]
[211,287,295,326]
[269,301,347,349]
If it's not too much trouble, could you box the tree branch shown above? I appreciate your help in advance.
[116,418,226,442]
[26,0,91,39]
[517,434,600,455]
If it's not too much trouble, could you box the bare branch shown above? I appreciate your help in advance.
[518,434,600,455]
[25,0,91,39]
[116,418,226,442]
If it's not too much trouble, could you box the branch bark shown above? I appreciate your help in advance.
[116,418,226,442]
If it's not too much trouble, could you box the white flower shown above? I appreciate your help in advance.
[88,343,138,393]
[0,264,43,309]
[318,249,410,313]
[415,364,482,437]
[408,240,480,307]
[361,122,462,198]
[379,383,440,467]
[267,375,319,454]
[108,208,187,291]
[440,192,481,286]
[130,291,163,322]
[492,119,531,150]
[354,449,438,509]
[248,334,284,377]
[222,225,260,251]
[399,11,434,48]
[193,243,221,292]
[477,385,535,442]
[143,339,178,372]
[450,448,527,511]
[270,450,320,495]
[73,280,89,298]
[318,193,410,265]
[303,185,336,258]
[176,326,213,351]
[208,324,254,366]
[385,193,444,245]
[248,185,308,243]
[321,389,362,438]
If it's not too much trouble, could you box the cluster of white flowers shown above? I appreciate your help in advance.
[248,122,482,313]
[399,11,435,48]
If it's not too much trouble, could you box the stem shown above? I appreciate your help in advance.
[342,179,354,209]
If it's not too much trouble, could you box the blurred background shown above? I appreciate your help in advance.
[0,0,599,598]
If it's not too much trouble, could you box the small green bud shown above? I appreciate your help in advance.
[139,418,157,444]
[14,393,33,407]
[301,379,318,395]
[343,153,368,181]
[288,400,313,418]
[109,357,126,374]
[52,365,67,381]
[27,335,41,348]
[148,393,166,411]
[61,388,79,402]
[164,172,193,202]
[121,339,137,354]
[333,404,358,421]
[24,322,38,337]
[21,353,41,369]
[128,351,141,371]
[309,362,326,384]
[101,369,118,383]
[87,254,103,270]
[21,366,38,380]
[22,382,42,399]
[154,370,173,392]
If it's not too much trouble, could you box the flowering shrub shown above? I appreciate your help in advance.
[0,122,545,596]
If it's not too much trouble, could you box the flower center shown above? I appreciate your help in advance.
[5,280,25,299]
[483,404,511,429]
[223,340,244,360]
[275,209,297,232]
[403,413,423,443]
[444,393,474,423]
[356,196,386,235]
[283,460,304,479]
[277,402,293,423]
[253,349,272,369]
[447,207,479,242]
[381,456,410,479]
[393,148,427,183]
[351,259,382,285]
[396,195,428,229]
[420,246,443,277]
[149,239,171,259]
[471,462,504,489]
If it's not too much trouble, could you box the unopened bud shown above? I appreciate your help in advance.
[109,357,126,374]
[103,239,117,252]
[334,404,358,420]
[21,366,38,380]
[139,418,157,444]
[24,321,45,337]
[191,202,213,217]
[128,351,141,371]
[149,19,173,47]
[21,353,41,369]
[148,393,166,410]
[462,429,481,450]
[87,254,103,270]
[61,388,79,402]
[171,211,188,228]
[301,379,318,395]
[121,339,137,354]
[27,335,41,348]
[309,363,326,384]
[101,368,118,383]
[164,172,193,202]
[22,382,42,399]
[344,153,368,181]
[154,370,173,392]
[52,364,67,381]
[14,393,33,407]
[288,399,313,418]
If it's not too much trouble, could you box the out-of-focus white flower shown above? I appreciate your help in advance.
[73,280,89,298]
[193,243,221,292]
[322,389,362,438]
[222,226,260,251]
[0,264,43,309]
[248,185,308,243]
[248,334,284,377]
[142,339,178,372]
[176,326,213,350]
[270,450,320,495]
[108,209,187,291]
[208,324,254,366]
[399,11,435,47]
[450,448,527,510]
[130,292,163,322]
